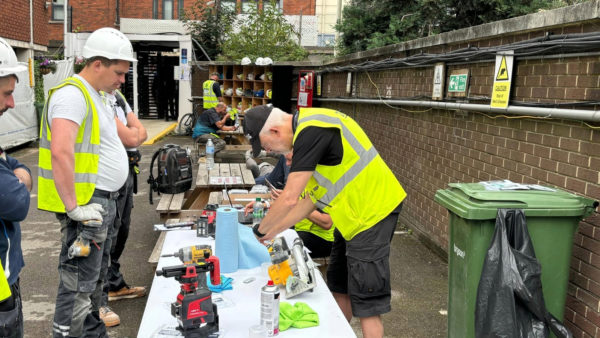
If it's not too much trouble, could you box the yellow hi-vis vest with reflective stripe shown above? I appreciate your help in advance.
[295,108,406,241]
[203,80,218,108]
[0,262,11,302]
[295,191,335,242]
[38,77,101,213]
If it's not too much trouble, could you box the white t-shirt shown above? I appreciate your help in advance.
[47,75,128,192]
[105,91,136,151]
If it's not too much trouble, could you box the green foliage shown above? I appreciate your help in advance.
[33,59,45,105]
[219,1,307,61]
[181,0,237,61]
[336,0,581,55]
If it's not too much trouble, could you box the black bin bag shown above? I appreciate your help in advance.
[475,209,572,338]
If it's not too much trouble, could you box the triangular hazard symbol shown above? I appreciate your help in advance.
[496,56,509,81]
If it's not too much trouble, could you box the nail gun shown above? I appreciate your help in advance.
[155,255,221,338]
[266,237,317,298]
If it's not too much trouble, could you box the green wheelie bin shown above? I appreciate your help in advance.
[434,182,597,338]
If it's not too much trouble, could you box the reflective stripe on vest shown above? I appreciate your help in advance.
[38,77,101,213]
[294,107,406,240]
[203,80,218,108]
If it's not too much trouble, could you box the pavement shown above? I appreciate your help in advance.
[8,119,448,338]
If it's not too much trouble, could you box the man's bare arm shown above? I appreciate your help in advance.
[50,118,79,211]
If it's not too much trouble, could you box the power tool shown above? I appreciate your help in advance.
[266,237,317,298]
[162,245,213,265]
[156,255,221,338]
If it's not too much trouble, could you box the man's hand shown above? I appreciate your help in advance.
[13,168,32,192]
[67,203,104,224]
[244,201,255,216]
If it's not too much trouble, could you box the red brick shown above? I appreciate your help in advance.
[550,63,568,75]
[566,88,587,100]
[550,148,569,163]
[589,62,600,75]
[540,158,557,171]
[531,87,548,98]
[548,87,566,99]
[567,178,588,193]
[586,89,600,101]
[577,168,599,183]
[533,64,550,75]
[559,162,578,177]
[542,135,560,147]
[578,76,600,88]
[548,172,566,188]
[525,76,542,86]
[558,75,578,87]
[568,62,586,75]
[560,137,581,152]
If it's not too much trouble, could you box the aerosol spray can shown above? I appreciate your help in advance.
[260,280,280,336]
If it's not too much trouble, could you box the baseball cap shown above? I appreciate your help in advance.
[243,104,274,157]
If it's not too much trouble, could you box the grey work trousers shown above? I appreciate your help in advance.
[52,191,117,338]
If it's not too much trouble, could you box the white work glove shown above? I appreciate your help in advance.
[67,204,104,225]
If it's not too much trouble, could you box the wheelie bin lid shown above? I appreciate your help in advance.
[434,181,598,220]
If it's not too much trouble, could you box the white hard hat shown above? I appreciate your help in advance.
[0,38,27,79]
[224,88,233,96]
[255,57,264,65]
[82,28,136,62]
[247,73,254,80]
[235,88,244,96]
[263,57,273,65]
[241,57,251,65]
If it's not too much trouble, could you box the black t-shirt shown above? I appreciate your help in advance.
[198,108,220,129]
[212,81,222,98]
[290,126,343,172]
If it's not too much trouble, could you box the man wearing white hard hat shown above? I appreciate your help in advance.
[37,27,136,337]
[0,37,31,338]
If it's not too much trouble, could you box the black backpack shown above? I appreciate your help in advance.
[148,144,193,204]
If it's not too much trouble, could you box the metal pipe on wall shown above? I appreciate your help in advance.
[313,97,600,122]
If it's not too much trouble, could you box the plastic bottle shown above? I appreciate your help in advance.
[253,197,264,226]
[234,114,240,129]
[206,138,215,170]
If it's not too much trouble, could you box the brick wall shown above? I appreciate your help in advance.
[0,0,48,46]
[317,19,600,337]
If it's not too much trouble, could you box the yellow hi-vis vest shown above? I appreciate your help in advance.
[0,262,11,302]
[203,79,218,109]
[296,108,406,241]
[38,77,101,213]
[295,191,335,242]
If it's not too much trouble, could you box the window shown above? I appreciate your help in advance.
[221,0,236,12]
[178,0,184,18]
[153,0,158,19]
[241,0,257,13]
[52,0,64,21]
[163,0,174,19]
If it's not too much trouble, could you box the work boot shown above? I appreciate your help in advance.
[99,306,120,327]
[108,285,147,301]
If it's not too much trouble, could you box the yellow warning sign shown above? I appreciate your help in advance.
[490,52,514,109]
[495,56,509,81]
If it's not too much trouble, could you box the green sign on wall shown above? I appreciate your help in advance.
[448,74,468,92]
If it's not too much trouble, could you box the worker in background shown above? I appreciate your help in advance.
[38,27,136,338]
[246,152,334,258]
[0,37,31,338]
[98,89,148,327]
[243,105,406,338]
[202,72,223,109]
[192,102,236,154]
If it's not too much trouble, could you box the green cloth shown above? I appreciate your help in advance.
[279,302,319,331]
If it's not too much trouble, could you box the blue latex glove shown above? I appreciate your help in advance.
[207,275,233,293]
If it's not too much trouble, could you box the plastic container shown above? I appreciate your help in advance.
[206,138,214,170]
[434,182,597,338]
[253,197,264,226]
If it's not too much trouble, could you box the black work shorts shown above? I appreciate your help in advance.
[326,203,401,318]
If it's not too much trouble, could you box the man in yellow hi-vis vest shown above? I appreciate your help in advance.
[38,28,136,338]
[202,72,222,109]
[0,37,32,337]
[244,105,406,338]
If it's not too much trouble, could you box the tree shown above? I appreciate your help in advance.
[219,1,307,61]
[181,0,236,61]
[335,0,580,56]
